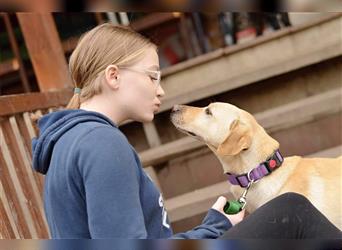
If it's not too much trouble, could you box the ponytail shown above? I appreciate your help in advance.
[66,88,81,109]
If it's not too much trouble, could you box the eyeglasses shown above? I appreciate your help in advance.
[118,67,161,88]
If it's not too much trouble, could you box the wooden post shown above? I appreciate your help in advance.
[142,122,163,193]
[143,122,162,148]
[16,13,72,92]
[2,13,31,93]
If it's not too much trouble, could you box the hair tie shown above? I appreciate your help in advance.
[74,87,81,94]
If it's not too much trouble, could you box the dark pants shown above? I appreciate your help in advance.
[221,192,341,239]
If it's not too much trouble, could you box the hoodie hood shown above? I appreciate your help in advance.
[32,109,117,175]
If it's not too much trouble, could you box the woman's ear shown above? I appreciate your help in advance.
[104,64,120,90]
[217,119,252,156]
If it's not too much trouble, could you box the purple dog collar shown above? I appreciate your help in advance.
[226,149,284,188]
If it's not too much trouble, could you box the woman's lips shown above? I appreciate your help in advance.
[153,99,161,112]
[153,104,161,112]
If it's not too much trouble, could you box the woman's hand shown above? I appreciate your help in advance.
[212,196,245,226]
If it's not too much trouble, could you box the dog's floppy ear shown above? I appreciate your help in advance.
[217,119,252,156]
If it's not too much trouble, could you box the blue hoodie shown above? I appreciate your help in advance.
[32,110,232,239]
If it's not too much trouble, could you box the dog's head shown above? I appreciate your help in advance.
[170,102,279,172]
[170,102,252,156]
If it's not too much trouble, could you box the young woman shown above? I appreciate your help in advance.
[31,23,238,239]
[32,23,341,239]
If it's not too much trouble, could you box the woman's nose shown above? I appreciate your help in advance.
[157,84,165,98]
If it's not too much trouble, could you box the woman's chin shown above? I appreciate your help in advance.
[137,113,154,123]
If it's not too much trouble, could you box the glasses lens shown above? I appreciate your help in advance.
[148,71,161,87]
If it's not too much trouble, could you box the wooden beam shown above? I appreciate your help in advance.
[3,13,31,92]
[165,145,342,222]
[139,89,342,167]
[0,89,72,116]
[16,13,72,92]
[144,166,162,192]
[130,13,181,31]
[142,121,163,192]
[256,89,342,133]
[140,137,204,167]
[308,145,342,158]
[142,122,162,148]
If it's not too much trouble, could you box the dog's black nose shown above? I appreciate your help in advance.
[172,105,182,113]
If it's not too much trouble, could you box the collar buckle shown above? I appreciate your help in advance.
[264,150,283,172]
[247,168,260,183]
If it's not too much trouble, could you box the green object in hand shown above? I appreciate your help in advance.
[224,200,243,214]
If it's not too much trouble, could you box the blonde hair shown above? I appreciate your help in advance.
[66,23,157,109]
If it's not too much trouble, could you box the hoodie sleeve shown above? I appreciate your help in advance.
[76,126,147,238]
[170,208,232,239]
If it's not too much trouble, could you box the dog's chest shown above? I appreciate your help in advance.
[230,184,279,212]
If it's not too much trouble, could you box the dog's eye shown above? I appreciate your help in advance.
[205,108,212,116]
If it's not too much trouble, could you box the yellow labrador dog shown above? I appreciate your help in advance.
[170,102,341,229]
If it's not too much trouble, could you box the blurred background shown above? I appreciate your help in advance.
[0,12,341,239]
[1,0,342,11]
